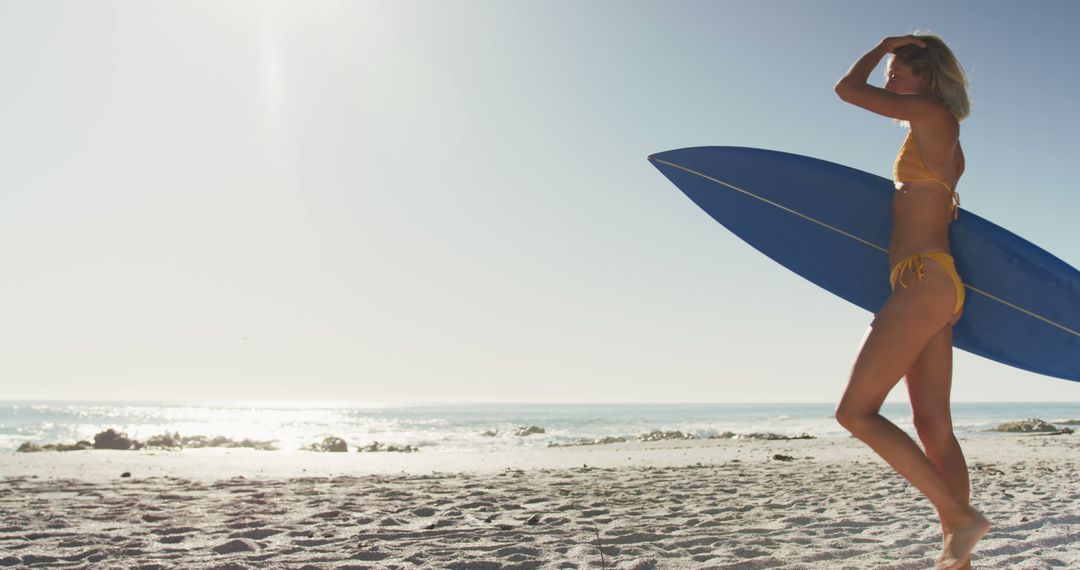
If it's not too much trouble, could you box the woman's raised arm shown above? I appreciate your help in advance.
[834,36,936,122]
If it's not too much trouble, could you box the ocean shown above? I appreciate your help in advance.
[2,400,1077,454]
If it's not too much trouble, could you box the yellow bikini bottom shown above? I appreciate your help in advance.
[889,251,965,316]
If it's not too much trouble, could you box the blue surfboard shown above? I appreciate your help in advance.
[649,146,1080,383]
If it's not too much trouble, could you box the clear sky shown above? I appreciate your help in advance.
[1,1,1077,404]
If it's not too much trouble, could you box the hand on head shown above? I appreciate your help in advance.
[883,35,927,53]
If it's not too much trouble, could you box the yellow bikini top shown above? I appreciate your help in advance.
[893,131,961,222]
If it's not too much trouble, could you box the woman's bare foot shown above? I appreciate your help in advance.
[935,510,989,570]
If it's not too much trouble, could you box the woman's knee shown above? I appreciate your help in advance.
[913,412,954,444]
[835,403,874,435]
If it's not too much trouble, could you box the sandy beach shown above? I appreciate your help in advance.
[1,434,1076,569]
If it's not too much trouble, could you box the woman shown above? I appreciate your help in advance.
[833,34,989,570]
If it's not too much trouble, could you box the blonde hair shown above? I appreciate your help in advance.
[893,33,971,121]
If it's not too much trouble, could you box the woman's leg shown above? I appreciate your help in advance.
[906,324,974,570]
[835,262,986,569]
[836,287,969,520]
